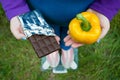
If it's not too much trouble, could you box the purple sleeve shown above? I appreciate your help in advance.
[0,0,30,20]
[90,0,120,20]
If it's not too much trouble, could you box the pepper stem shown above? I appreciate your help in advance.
[76,13,91,31]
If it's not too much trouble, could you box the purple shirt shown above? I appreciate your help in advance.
[90,0,120,20]
[0,0,120,21]
[0,0,30,20]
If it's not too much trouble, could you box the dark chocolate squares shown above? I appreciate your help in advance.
[28,34,60,58]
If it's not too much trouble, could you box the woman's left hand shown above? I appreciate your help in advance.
[64,9,110,48]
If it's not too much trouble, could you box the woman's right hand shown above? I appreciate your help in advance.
[10,16,60,43]
[10,16,26,39]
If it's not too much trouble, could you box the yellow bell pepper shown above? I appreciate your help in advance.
[69,12,101,44]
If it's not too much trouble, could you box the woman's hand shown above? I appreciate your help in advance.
[87,9,110,40]
[10,16,60,43]
[10,16,26,39]
[64,9,110,48]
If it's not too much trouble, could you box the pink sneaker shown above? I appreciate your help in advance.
[46,51,60,68]
[61,48,77,69]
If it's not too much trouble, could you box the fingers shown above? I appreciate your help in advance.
[64,35,71,43]
[64,35,84,48]
[64,35,74,46]
[10,26,26,39]
[98,15,110,39]
[10,16,26,39]
[72,43,84,48]
[55,36,60,44]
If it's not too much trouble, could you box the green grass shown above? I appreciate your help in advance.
[1,5,120,80]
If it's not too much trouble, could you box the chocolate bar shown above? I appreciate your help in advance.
[18,10,60,58]
[28,34,60,58]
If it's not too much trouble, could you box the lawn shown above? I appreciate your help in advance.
[0,5,120,80]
